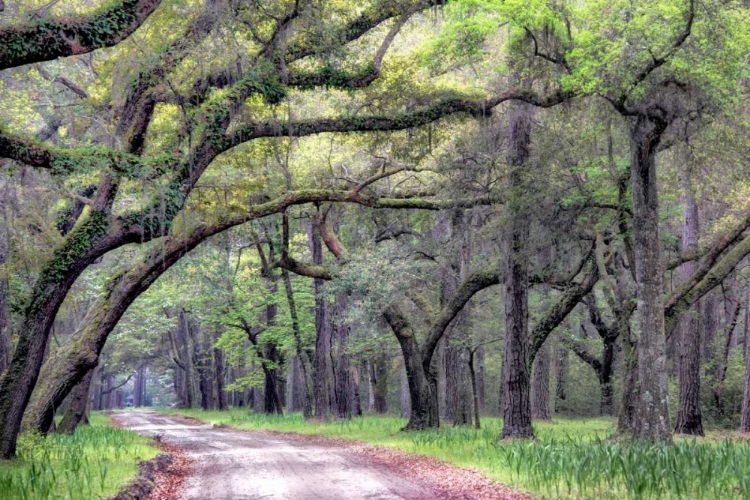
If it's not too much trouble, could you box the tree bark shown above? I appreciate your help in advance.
[0,202,10,375]
[0,180,119,457]
[399,362,411,418]
[674,174,703,435]
[740,278,750,433]
[287,356,305,413]
[374,356,389,413]
[531,342,551,420]
[500,101,534,440]
[0,0,163,71]
[385,306,437,430]
[309,219,334,419]
[56,369,94,434]
[214,342,227,411]
[334,293,354,419]
[618,332,639,434]
[630,115,671,441]
[263,275,284,415]
[600,338,615,416]
[281,268,312,418]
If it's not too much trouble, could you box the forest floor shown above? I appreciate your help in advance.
[0,412,159,500]
[114,409,527,500]
[161,409,750,500]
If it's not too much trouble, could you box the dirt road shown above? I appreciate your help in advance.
[114,410,442,500]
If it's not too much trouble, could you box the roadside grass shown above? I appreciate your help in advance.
[0,412,159,500]
[165,408,750,500]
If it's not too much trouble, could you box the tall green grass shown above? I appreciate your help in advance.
[167,408,750,499]
[0,413,159,500]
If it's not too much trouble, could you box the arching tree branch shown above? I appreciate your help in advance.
[0,0,162,71]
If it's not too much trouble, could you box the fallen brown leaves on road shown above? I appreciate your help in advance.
[260,430,531,500]
[147,440,191,500]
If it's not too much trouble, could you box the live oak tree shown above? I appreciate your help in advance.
[3,0,750,457]
[1,0,563,458]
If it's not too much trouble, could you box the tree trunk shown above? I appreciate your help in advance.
[714,298,741,418]
[367,360,376,412]
[374,356,389,413]
[263,292,284,415]
[445,343,471,425]
[133,365,146,408]
[385,306,437,430]
[555,345,569,405]
[287,356,305,413]
[350,364,362,416]
[56,369,94,434]
[191,319,214,410]
[476,346,486,414]
[740,278,750,433]
[0,178,118,458]
[630,115,671,440]
[334,293,353,419]
[214,344,227,410]
[281,268,312,418]
[0,203,10,375]
[674,176,703,434]
[531,342,551,420]
[600,338,615,416]
[469,350,481,428]
[399,362,411,418]
[309,220,333,419]
[500,101,534,440]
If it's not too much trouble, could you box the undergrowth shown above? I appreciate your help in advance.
[0,412,159,500]
[165,408,750,500]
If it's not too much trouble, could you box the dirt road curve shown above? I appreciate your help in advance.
[114,410,441,500]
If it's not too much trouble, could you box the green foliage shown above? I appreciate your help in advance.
[0,413,159,500]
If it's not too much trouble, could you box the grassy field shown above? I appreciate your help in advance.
[0,413,159,500]
[166,408,750,500]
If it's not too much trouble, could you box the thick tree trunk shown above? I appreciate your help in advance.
[630,115,671,440]
[531,342,551,420]
[262,348,284,415]
[0,186,117,457]
[334,293,354,419]
[674,177,703,434]
[500,101,534,440]
[443,210,472,425]
[740,279,750,433]
[385,306,437,430]
[263,292,284,415]
[56,370,94,434]
[445,343,471,425]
